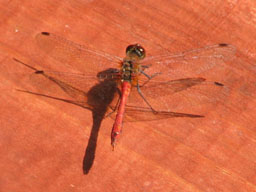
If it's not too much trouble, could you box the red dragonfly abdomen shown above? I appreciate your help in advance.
[111,81,131,148]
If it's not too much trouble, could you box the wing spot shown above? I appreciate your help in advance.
[41,32,50,36]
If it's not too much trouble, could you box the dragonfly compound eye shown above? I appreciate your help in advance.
[126,44,146,60]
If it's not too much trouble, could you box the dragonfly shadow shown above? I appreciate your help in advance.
[14,59,118,175]
[83,77,118,174]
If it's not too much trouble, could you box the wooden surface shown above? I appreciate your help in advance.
[1,0,256,191]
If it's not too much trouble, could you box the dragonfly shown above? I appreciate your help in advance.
[14,32,236,149]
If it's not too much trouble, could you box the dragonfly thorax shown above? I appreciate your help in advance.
[121,59,140,83]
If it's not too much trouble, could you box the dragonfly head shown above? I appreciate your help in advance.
[126,44,146,60]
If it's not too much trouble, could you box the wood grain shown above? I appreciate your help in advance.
[0,0,256,191]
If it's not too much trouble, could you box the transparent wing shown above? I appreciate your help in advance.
[13,59,121,110]
[35,32,123,74]
[122,78,228,122]
[107,106,204,122]
[138,77,206,97]
[139,43,236,81]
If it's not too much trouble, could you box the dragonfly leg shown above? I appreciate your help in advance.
[104,88,121,118]
[136,83,157,112]
[139,70,161,87]
[105,99,120,118]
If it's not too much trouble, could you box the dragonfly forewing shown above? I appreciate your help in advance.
[36,32,123,74]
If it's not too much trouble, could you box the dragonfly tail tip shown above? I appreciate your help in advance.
[111,142,115,151]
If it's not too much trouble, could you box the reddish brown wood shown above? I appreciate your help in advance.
[0,0,256,191]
